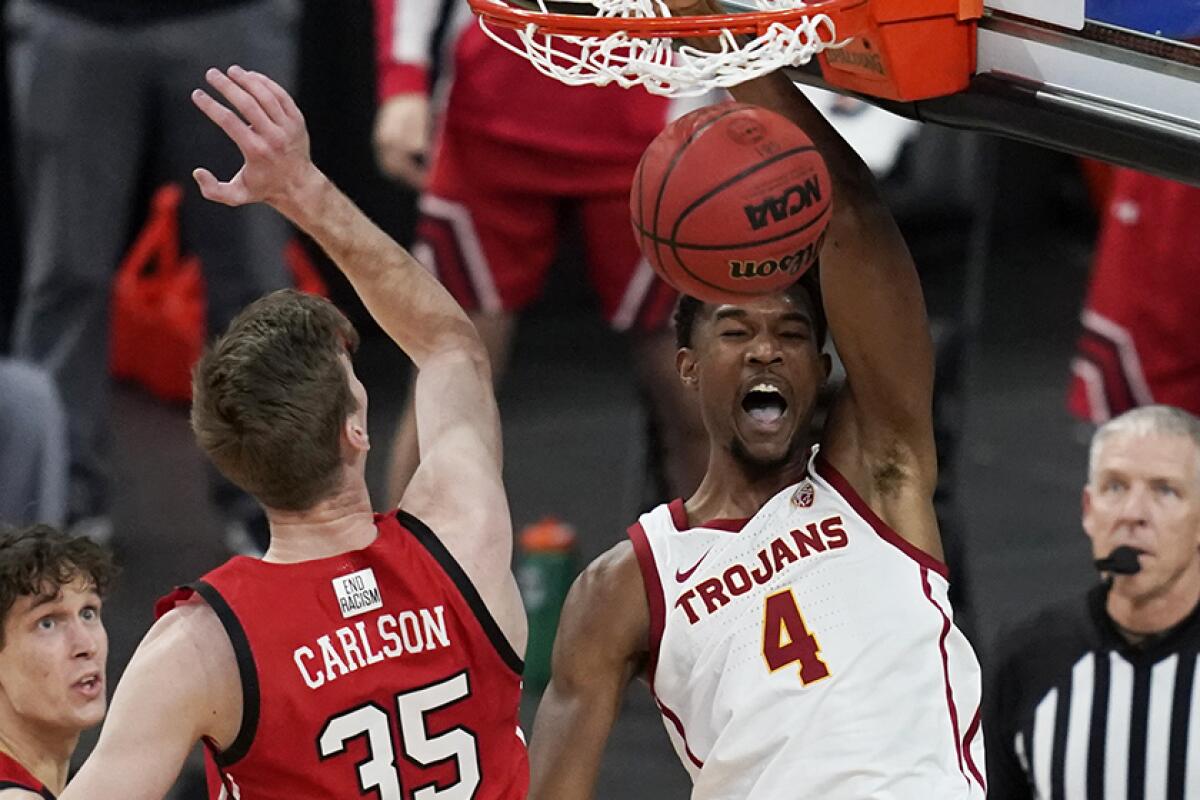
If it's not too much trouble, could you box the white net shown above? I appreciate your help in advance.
[477,0,847,97]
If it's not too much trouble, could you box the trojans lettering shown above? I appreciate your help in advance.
[293,605,450,689]
[674,515,848,624]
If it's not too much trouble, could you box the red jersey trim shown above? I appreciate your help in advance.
[627,521,665,688]
[0,751,54,799]
[813,455,950,579]
[192,581,261,768]
[668,499,689,531]
[666,498,749,533]
[921,567,969,789]
[697,517,749,533]
[962,704,986,791]
[398,511,525,676]
[652,694,705,770]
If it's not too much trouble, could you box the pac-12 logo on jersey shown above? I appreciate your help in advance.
[332,568,383,618]
[791,480,815,508]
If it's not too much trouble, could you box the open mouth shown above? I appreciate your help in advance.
[73,674,102,696]
[741,383,789,425]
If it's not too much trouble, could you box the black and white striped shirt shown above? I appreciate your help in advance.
[986,584,1200,799]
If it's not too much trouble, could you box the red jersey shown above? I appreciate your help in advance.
[155,511,527,800]
[0,751,54,799]
[1068,169,1200,421]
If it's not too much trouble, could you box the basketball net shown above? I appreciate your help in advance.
[471,0,860,97]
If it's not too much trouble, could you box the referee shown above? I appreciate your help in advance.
[986,405,1200,799]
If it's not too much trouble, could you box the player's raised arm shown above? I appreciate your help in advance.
[528,542,650,800]
[667,2,937,547]
[733,74,931,448]
[61,603,240,800]
[740,73,939,546]
[191,67,518,628]
[191,66,488,400]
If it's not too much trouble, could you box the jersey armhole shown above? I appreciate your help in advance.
[397,510,525,676]
[812,454,950,579]
[627,521,665,688]
[191,581,261,768]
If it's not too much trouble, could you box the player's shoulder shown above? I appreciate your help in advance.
[554,541,649,677]
[583,541,640,590]
[124,590,243,747]
[568,542,646,633]
[142,593,235,675]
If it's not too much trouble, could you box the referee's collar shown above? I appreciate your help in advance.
[1090,582,1200,660]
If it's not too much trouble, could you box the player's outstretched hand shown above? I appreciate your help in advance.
[191,66,318,209]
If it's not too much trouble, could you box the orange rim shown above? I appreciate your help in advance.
[467,0,871,39]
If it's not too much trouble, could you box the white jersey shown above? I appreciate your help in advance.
[629,447,985,799]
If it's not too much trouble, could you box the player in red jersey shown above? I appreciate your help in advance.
[60,66,528,800]
[0,524,115,800]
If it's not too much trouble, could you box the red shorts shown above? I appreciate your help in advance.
[414,124,678,333]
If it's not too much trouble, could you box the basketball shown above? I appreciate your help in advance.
[631,103,832,305]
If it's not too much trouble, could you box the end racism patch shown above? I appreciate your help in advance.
[333,567,383,619]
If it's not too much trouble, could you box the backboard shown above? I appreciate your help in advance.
[757,0,1200,185]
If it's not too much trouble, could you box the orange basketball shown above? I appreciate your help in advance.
[631,103,832,304]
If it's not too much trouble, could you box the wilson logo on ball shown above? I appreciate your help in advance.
[630,102,832,304]
[729,234,825,280]
[743,177,824,232]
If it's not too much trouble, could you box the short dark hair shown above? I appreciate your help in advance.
[0,525,118,649]
[673,268,827,350]
[191,290,362,511]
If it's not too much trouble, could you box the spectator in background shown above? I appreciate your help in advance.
[0,360,67,526]
[1069,171,1200,423]
[986,405,1200,799]
[372,0,709,510]
[4,0,298,542]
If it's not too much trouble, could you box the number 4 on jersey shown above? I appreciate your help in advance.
[762,589,830,684]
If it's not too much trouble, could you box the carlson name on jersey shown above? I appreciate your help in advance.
[293,601,452,689]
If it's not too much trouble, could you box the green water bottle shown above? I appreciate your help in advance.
[517,517,577,692]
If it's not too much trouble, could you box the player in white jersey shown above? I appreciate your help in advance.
[525,3,985,797]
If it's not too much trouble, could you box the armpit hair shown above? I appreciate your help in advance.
[871,445,911,497]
